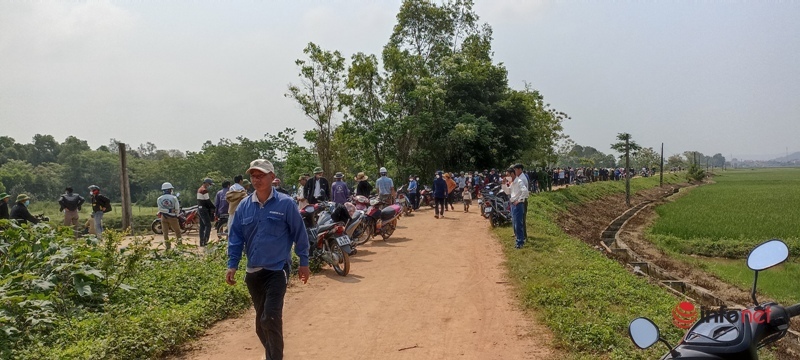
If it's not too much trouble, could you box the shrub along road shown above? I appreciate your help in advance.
[170,207,559,360]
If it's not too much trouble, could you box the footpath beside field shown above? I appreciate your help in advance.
[170,208,559,360]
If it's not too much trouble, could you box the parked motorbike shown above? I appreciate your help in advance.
[364,198,402,240]
[315,202,370,254]
[419,186,434,208]
[628,239,799,360]
[353,195,371,212]
[214,213,228,237]
[480,185,511,227]
[395,185,413,216]
[307,220,352,276]
[151,205,199,235]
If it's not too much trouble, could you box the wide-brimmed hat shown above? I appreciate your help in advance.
[354,172,368,181]
[247,159,275,175]
[334,172,344,179]
[0,193,9,200]
[298,175,308,181]
[242,179,251,186]
[313,167,323,174]
[16,194,30,202]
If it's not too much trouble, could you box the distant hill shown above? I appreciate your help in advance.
[770,152,800,162]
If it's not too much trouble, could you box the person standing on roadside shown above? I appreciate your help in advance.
[507,168,529,249]
[444,173,457,211]
[433,171,448,218]
[354,172,372,197]
[157,182,182,249]
[58,187,84,232]
[197,178,216,247]
[227,175,248,233]
[272,179,290,195]
[216,180,230,221]
[226,159,310,360]
[10,194,38,224]
[88,185,110,239]
[331,172,349,205]
[296,175,309,209]
[513,164,530,241]
[376,167,394,206]
[407,175,418,211]
[305,167,330,204]
[0,193,10,220]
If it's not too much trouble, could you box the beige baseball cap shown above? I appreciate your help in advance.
[246,159,275,175]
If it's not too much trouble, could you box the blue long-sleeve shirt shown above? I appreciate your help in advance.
[215,187,229,217]
[227,189,309,271]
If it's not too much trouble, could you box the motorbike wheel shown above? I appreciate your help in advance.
[329,241,350,276]
[216,222,228,238]
[381,219,396,240]
[151,219,163,235]
[490,214,499,228]
[354,221,371,245]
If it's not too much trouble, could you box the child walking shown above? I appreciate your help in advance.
[462,186,472,212]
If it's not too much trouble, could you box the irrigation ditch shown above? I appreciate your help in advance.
[555,182,800,358]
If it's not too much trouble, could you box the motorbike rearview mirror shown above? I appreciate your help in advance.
[629,317,660,349]
[747,239,789,306]
[747,239,789,271]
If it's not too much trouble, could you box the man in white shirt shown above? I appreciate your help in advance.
[506,167,529,249]
[513,164,529,241]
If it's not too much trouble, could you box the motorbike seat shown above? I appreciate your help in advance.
[316,223,338,233]
[380,206,398,221]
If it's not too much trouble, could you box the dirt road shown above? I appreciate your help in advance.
[171,207,557,360]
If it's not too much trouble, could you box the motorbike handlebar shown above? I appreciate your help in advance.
[786,304,800,318]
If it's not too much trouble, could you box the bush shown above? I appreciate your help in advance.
[1,222,251,359]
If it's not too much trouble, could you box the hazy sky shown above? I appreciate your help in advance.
[2,0,798,161]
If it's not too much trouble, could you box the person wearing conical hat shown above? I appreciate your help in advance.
[354,172,372,197]
[0,192,10,220]
[10,194,38,224]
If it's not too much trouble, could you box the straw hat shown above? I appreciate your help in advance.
[354,172,368,181]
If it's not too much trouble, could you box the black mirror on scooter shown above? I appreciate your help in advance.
[628,317,660,349]
[747,239,789,271]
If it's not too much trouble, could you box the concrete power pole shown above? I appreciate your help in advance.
[118,143,133,232]
[625,137,631,207]
[660,142,664,187]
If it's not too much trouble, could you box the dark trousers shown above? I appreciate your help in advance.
[245,265,289,360]
[409,193,418,209]
[198,208,212,246]
[434,197,446,216]
[522,199,528,239]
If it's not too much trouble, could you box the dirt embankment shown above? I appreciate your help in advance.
[168,207,560,360]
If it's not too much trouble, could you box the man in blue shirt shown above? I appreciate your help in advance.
[375,167,394,206]
[432,171,448,218]
[226,159,310,360]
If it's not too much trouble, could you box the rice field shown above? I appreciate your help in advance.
[649,168,800,253]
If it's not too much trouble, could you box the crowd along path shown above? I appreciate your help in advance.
[170,206,558,360]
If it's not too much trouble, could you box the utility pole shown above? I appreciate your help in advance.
[118,143,133,232]
[660,142,664,187]
[625,137,631,207]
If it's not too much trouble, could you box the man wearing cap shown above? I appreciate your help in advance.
[376,167,394,206]
[197,178,216,247]
[507,168,529,249]
[331,172,349,205]
[0,193,11,220]
[58,187,85,232]
[10,194,38,224]
[304,167,330,204]
[226,159,310,360]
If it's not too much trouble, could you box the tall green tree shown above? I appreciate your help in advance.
[611,133,641,207]
[286,42,347,177]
